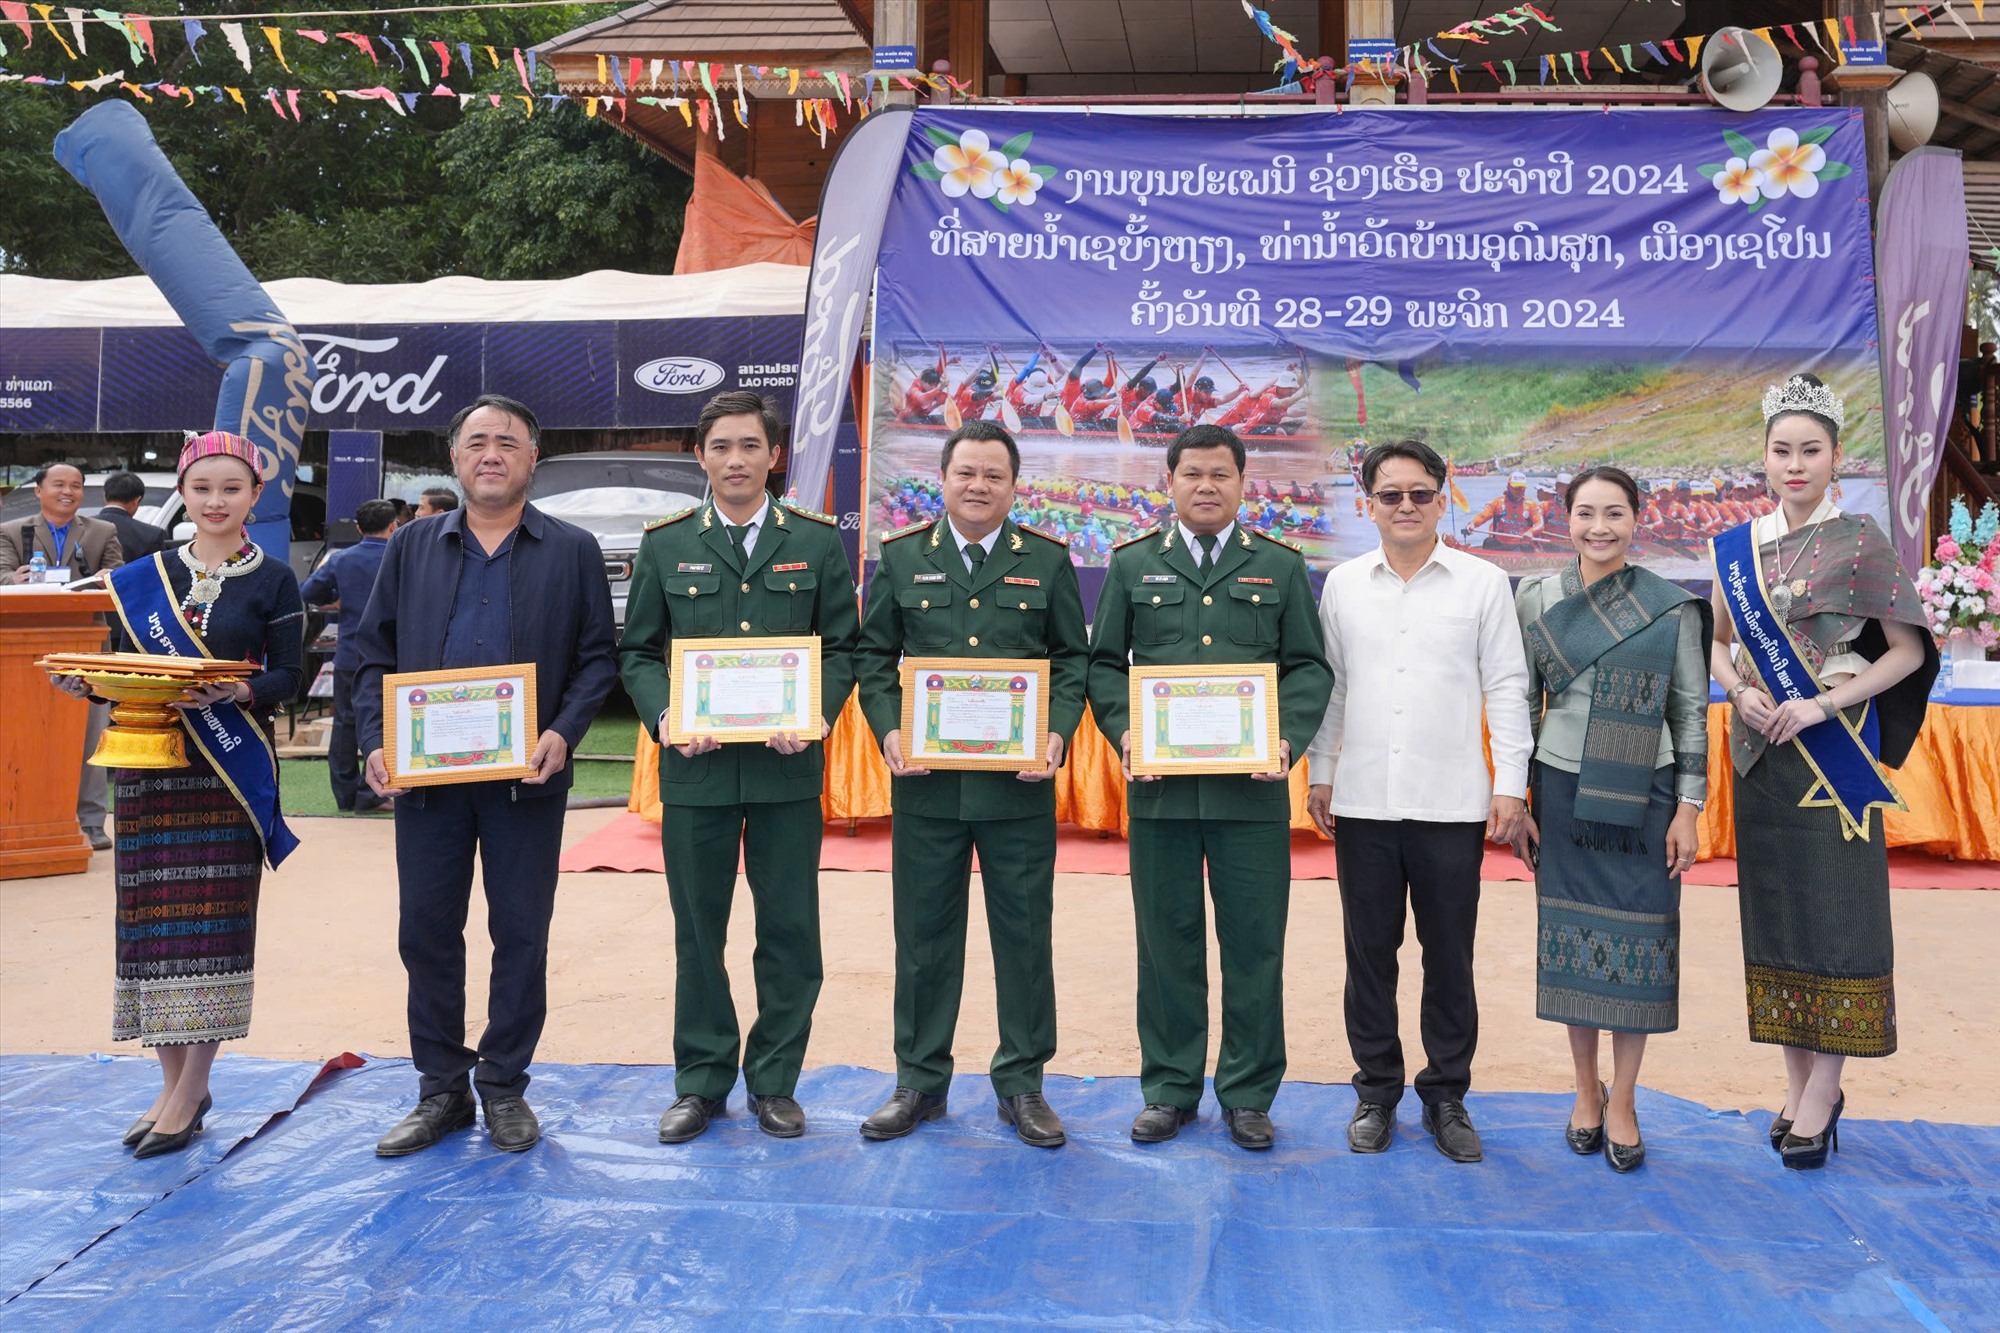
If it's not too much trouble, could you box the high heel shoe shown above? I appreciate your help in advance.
[132,1093,212,1161]
[1566,1082,1608,1156]
[1768,1114,1794,1151]
[1779,1094,1844,1171]
[122,1092,209,1150]
[1604,1096,1646,1173]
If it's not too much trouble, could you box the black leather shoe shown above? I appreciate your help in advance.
[132,1090,216,1160]
[1348,1100,1393,1153]
[86,828,114,851]
[1780,1094,1844,1171]
[1422,1099,1484,1163]
[1130,1103,1196,1143]
[376,1090,476,1157]
[998,1092,1065,1148]
[125,1092,209,1149]
[1605,1130,1646,1173]
[860,1088,947,1140]
[483,1096,541,1152]
[656,1094,724,1144]
[747,1093,806,1138]
[1567,1082,1608,1156]
[1223,1107,1275,1151]
[1768,1113,1794,1151]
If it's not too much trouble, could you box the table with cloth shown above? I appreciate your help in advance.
[629,693,2000,863]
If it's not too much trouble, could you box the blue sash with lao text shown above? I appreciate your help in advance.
[107,554,300,868]
[1711,522,1899,841]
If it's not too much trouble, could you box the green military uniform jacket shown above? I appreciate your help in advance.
[619,498,860,806]
[1087,523,1333,821]
[856,516,1089,821]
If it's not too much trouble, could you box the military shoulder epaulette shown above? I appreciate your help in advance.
[1111,527,1164,551]
[1018,523,1068,546]
[881,521,932,542]
[1254,528,1303,554]
[644,507,697,531]
[780,500,838,526]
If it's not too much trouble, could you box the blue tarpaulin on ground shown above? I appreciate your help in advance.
[2,1056,1994,1329]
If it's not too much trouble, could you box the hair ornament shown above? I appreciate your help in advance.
[1761,376,1845,430]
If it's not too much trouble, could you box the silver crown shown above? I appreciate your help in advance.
[1761,376,1845,429]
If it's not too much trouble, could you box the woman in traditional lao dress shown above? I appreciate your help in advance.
[1515,467,1713,1173]
[47,432,304,1159]
[1708,374,1937,1170]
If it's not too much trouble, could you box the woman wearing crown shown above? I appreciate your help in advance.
[43,432,305,1160]
[1707,374,1938,1171]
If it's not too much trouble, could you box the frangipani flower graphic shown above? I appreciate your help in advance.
[1749,127,1826,198]
[1698,123,1851,213]
[1712,156,1764,206]
[933,128,1006,199]
[913,122,1060,212]
[994,159,1041,206]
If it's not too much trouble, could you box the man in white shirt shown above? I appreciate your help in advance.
[1306,439,1533,1163]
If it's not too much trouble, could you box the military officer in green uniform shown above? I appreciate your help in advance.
[618,390,859,1144]
[854,420,1088,1148]
[1087,424,1332,1151]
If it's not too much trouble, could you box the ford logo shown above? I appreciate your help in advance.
[634,357,725,395]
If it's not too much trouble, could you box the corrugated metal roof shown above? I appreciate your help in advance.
[537,0,868,58]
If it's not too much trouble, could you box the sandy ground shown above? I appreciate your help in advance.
[4,808,1994,1125]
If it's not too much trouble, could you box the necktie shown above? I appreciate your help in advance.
[966,541,986,575]
[727,523,751,562]
[1208,534,1224,567]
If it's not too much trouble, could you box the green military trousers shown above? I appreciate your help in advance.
[661,797,823,1100]
[891,810,1058,1099]
[1128,816,1290,1112]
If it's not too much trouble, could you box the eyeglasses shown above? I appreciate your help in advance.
[1370,488,1440,508]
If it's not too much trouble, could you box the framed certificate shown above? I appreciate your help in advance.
[899,657,1050,771]
[667,635,823,745]
[1128,663,1282,776]
[383,664,539,787]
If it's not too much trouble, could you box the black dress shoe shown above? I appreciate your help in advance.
[132,1090,216,1160]
[1605,1131,1646,1173]
[1768,1114,1794,1151]
[375,1090,476,1157]
[483,1096,541,1152]
[1348,1101,1393,1153]
[1567,1082,1608,1156]
[1130,1103,1196,1143]
[124,1092,210,1149]
[657,1094,724,1144]
[998,1092,1065,1148]
[860,1088,947,1140]
[1422,1099,1484,1163]
[747,1093,806,1138]
[1223,1107,1275,1151]
[86,828,114,852]
[1780,1094,1844,1171]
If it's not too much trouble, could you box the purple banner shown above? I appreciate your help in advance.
[1877,147,1970,575]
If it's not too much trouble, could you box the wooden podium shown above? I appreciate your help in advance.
[0,588,112,879]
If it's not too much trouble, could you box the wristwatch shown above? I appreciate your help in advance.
[1725,682,1750,703]
[1679,798,1706,812]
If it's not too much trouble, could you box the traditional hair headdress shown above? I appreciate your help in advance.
[1761,376,1845,430]
[177,430,264,481]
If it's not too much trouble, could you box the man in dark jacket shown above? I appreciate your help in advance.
[352,394,617,1158]
[95,471,166,562]
[301,498,398,812]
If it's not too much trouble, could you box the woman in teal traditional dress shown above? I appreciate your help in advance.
[1514,467,1713,1173]
[1708,374,1937,1171]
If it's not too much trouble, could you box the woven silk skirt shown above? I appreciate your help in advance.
[1533,762,1681,1034]
[1733,736,1896,1057]
[111,747,262,1047]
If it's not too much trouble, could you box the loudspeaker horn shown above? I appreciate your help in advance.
[1887,71,1941,151]
[1699,27,1782,113]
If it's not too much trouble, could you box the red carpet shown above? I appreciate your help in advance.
[560,813,1999,889]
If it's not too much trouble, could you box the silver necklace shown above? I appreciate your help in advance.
[179,541,262,608]
[1769,519,1825,614]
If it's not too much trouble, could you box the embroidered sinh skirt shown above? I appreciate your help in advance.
[1532,762,1681,1034]
[1733,736,1896,1057]
[111,747,262,1046]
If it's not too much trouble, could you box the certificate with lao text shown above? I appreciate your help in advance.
[383,664,539,787]
[1128,664,1281,776]
[899,657,1050,771]
[667,635,823,745]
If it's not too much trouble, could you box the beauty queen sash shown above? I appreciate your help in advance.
[1711,522,1899,841]
[108,554,300,868]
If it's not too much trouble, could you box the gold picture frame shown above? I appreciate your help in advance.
[383,664,540,787]
[1127,663,1282,776]
[667,635,824,745]
[899,656,1051,772]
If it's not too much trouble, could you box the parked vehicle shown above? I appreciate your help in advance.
[526,451,709,629]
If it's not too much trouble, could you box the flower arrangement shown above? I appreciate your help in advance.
[1915,497,2000,650]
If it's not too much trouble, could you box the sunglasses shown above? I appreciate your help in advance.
[1370,488,1440,508]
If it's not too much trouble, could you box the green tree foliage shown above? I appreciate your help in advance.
[0,0,688,281]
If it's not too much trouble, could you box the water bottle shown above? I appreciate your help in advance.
[27,551,46,584]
